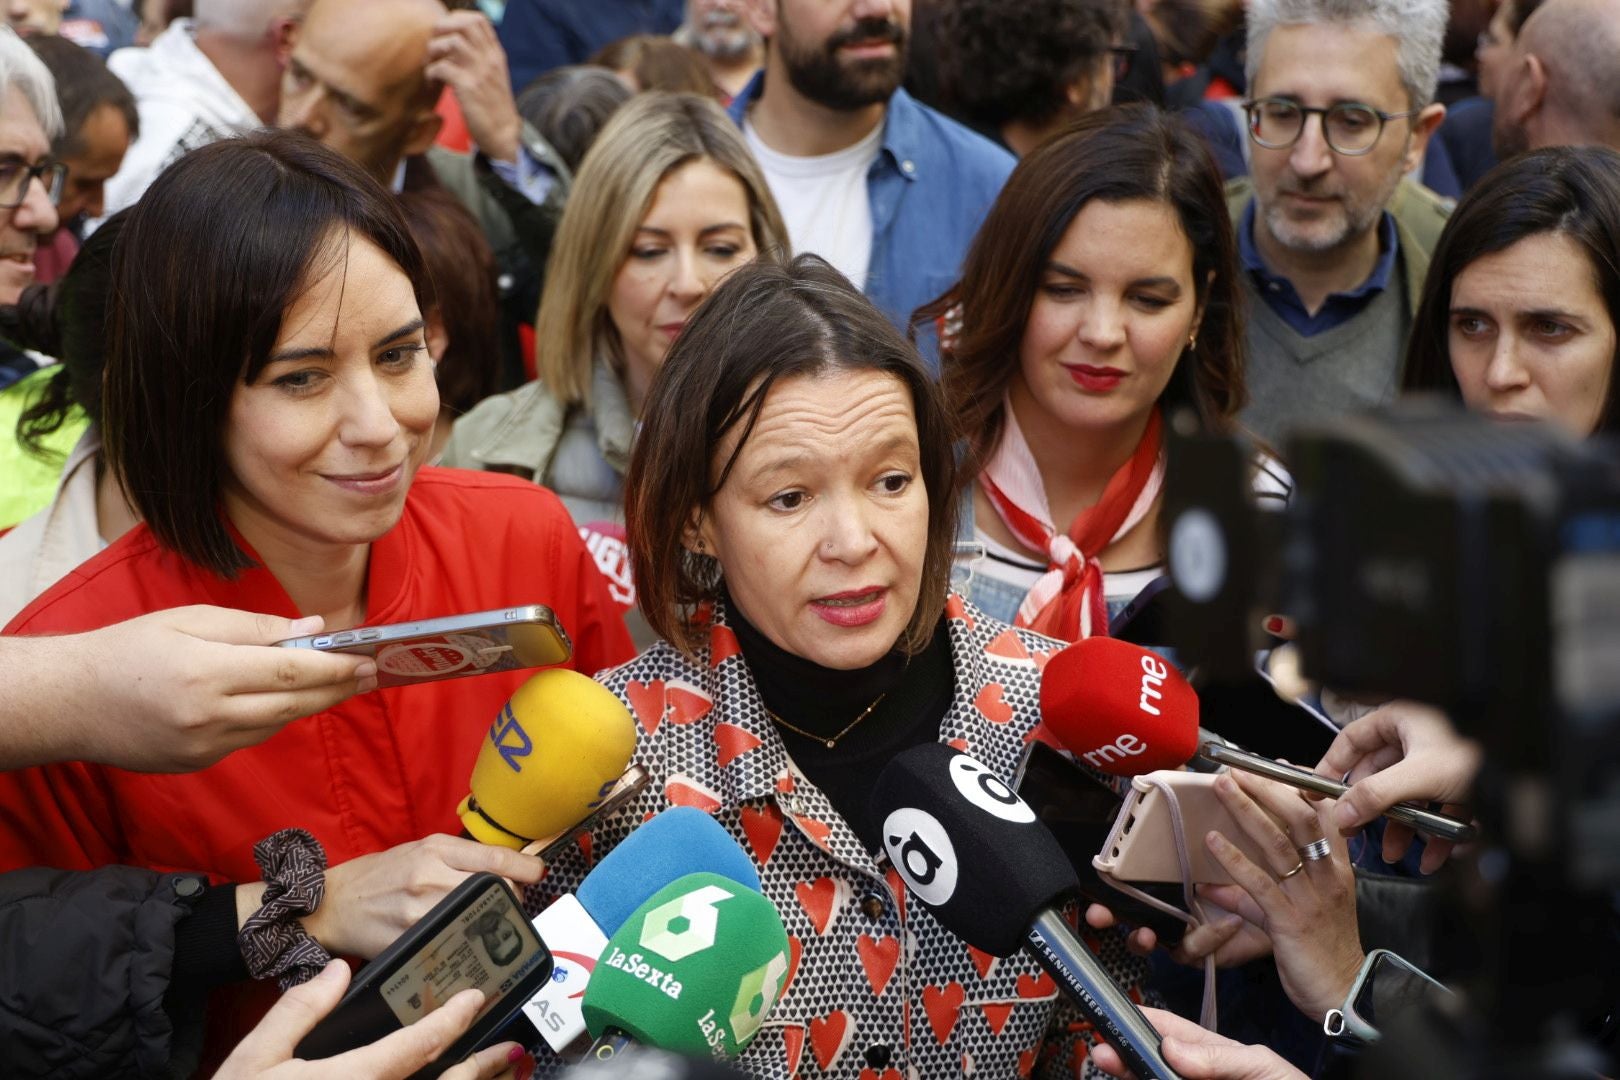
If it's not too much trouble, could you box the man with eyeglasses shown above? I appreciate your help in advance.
[0,27,60,390]
[1229,0,1452,447]
[0,27,65,536]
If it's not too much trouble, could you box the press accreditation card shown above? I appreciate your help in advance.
[294,874,554,1072]
[380,883,549,1026]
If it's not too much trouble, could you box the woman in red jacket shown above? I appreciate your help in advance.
[0,131,635,1063]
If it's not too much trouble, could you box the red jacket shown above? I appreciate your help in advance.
[0,468,635,1055]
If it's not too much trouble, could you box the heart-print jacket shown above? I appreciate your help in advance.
[526,594,1152,1079]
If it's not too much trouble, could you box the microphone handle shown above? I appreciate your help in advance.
[1025,909,1183,1080]
[583,1026,636,1062]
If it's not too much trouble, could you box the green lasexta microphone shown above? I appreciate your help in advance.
[581,871,790,1060]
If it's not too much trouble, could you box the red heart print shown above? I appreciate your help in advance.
[663,774,721,813]
[856,934,899,996]
[1015,971,1057,999]
[782,934,803,999]
[973,683,1014,725]
[985,628,1032,663]
[808,1010,852,1072]
[798,815,833,851]
[1017,1048,1038,1078]
[965,944,997,981]
[781,1023,805,1075]
[739,803,784,865]
[922,982,966,1045]
[625,679,665,734]
[665,680,712,725]
[945,593,976,628]
[709,624,741,666]
[715,723,763,768]
[794,877,847,936]
[981,1002,1014,1036]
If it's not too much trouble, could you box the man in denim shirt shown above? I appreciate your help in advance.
[728,0,1013,367]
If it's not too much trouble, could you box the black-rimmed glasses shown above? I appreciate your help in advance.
[1242,97,1419,156]
[0,159,66,210]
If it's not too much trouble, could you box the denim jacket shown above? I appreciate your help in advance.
[728,74,1015,367]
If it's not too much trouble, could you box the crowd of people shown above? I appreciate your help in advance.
[0,0,1616,1077]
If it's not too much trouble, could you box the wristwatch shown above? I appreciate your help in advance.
[1324,948,1451,1043]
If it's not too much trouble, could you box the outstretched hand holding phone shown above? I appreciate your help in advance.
[216,960,519,1080]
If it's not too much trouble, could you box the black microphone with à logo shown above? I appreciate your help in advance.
[873,742,1183,1080]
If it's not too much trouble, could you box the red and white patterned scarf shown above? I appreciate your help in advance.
[980,401,1165,640]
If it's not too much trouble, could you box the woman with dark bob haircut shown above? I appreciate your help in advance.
[924,103,1282,642]
[0,131,633,1063]
[528,254,1134,1077]
[1403,145,1620,437]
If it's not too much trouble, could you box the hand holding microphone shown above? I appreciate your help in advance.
[1090,1006,1308,1080]
[1314,701,1479,872]
[1039,638,1475,845]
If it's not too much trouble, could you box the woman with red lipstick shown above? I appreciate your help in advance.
[0,132,634,1065]
[442,92,788,530]
[925,105,1283,640]
[527,254,1152,1079]
[1403,146,1620,437]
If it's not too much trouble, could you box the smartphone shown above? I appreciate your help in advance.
[1324,949,1452,1042]
[1108,575,1173,646]
[1094,770,1280,885]
[1013,742,1188,946]
[1198,741,1477,844]
[277,605,572,688]
[295,874,555,1076]
[523,764,652,862]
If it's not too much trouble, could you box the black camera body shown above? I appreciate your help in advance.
[1159,398,1620,1077]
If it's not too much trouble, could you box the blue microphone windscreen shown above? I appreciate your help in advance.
[577,806,762,933]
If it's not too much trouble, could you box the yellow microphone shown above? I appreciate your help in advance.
[457,668,638,849]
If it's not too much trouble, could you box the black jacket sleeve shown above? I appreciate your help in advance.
[0,865,236,1078]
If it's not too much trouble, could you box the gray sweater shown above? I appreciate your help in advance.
[1237,267,1410,447]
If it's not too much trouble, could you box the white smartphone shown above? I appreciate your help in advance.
[1094,770,1279,886]
[276,605,572,689]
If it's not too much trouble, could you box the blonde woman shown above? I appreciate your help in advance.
[441,91,789,531]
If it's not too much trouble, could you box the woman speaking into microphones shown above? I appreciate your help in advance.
[524,254,1153,1077]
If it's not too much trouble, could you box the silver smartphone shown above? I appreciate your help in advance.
[276,605,572,689]
[1199,740,1477,844]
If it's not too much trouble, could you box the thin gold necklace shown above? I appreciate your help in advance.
[766,693,887,749]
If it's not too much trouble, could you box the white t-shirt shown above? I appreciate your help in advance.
[743,118,882,291]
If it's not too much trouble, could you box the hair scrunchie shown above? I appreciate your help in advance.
[237,828,333,990]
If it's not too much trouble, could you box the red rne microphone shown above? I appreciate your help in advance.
[1038,638,1479,844]
[1039,637,1200,776]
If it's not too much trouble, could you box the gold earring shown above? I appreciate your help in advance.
[1187,331,1199,352]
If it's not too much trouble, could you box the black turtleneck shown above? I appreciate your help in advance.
[726,597,955,851]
